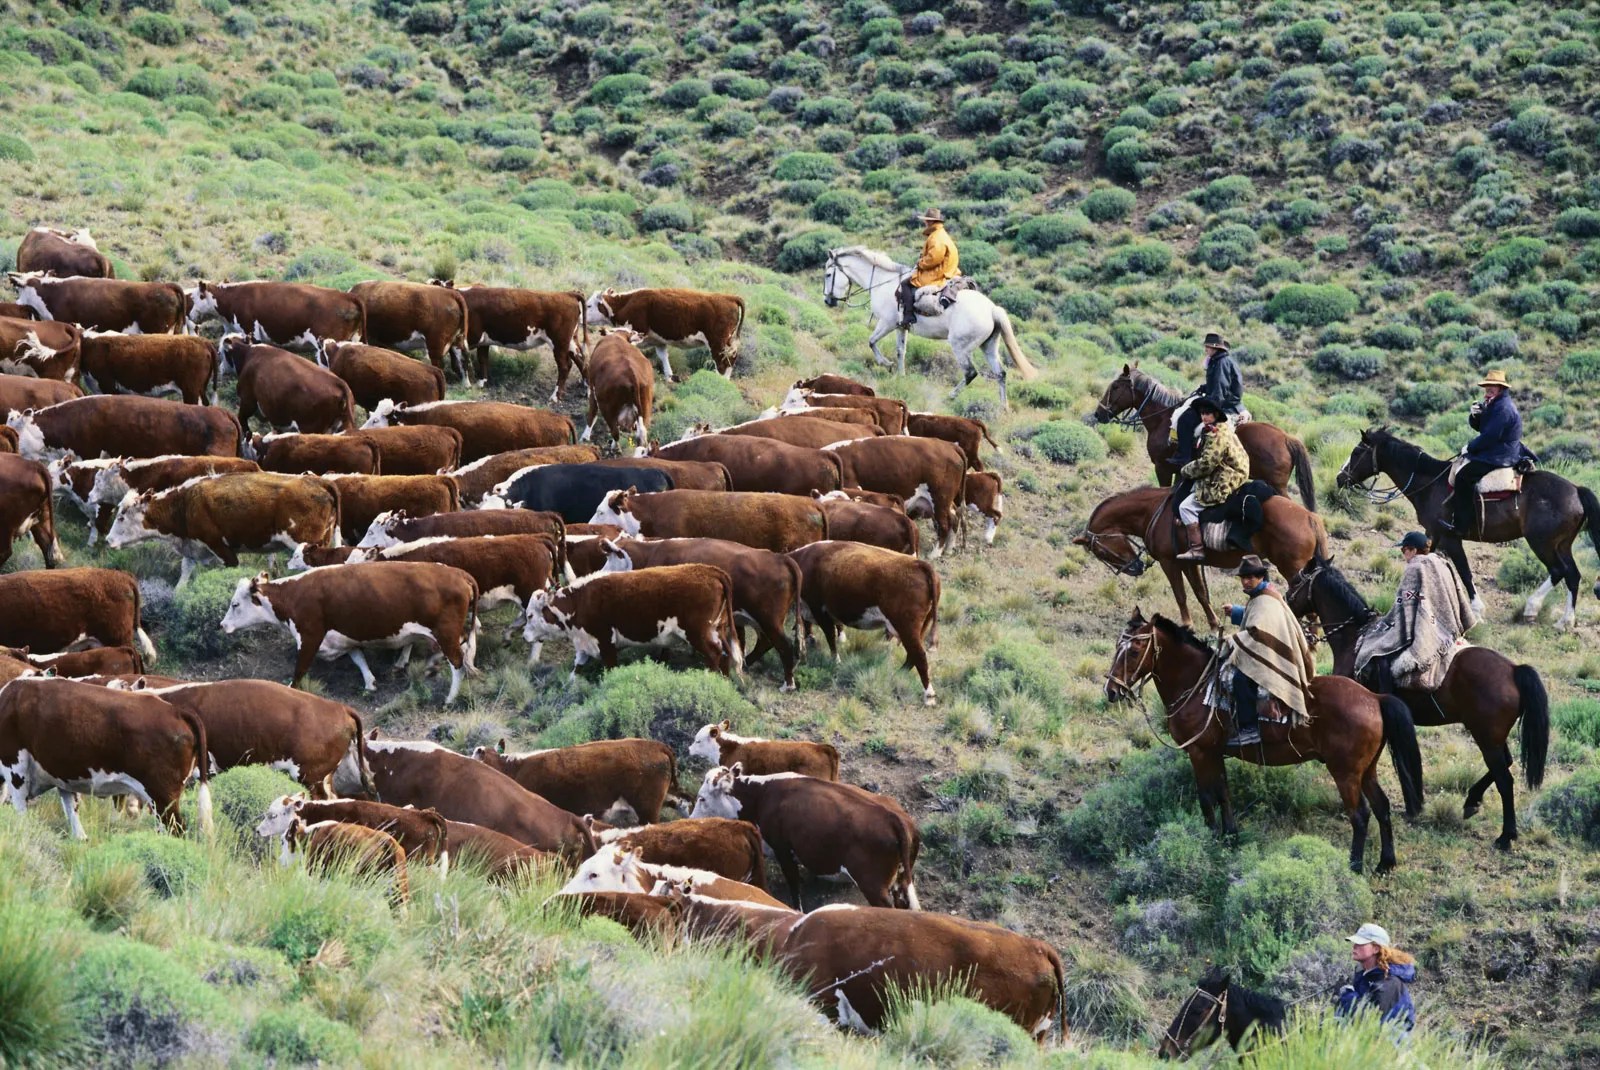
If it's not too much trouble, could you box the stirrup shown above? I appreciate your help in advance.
[1176,548,1206,561]
[1228,727,1261,747]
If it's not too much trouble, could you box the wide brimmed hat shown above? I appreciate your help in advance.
[1477,369,1510,389]
[1347,922,1392,947]
[1234,555,1270,578]
[1203,331,1230,351]
[918,208,945,223]
[1193,397,1225,416]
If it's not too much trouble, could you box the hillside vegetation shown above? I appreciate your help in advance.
[2,0,1599,1065]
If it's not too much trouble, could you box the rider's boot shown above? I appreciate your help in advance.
[1227,701,1261,747]
[1176,523,1205,561]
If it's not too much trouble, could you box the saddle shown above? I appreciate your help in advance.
[1197,480,1278,552]
[912,276,980,315]
[1205,664,1298,730]
[1447,456,1521,501]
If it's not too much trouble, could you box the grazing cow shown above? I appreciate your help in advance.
[811,493,918,555]
[561,845,792,908]
[582,331,654,447]
[0,372,81,413]
[595,817,767,887]
[356,424,464,475]
[586,287,746,379]
[326,474,458,543]
[780,406,883,429]
[219,562,479,702]
[7,273,184,335]
[106,472,341,586]
[0,453,59,569]
[224,338,357,436]
[0,568,155,660]
[565,891,681,935]
[486,462,674,523]
[825,436,966,555]
[335,534,559,620]
[450,284,587,393]
[8,395,241,464]
[599,536,804,690]
[15,227,115,278]
[320,340,446,411]
[692,765,920,910]
[523,564,740,675]
[790,374,875,399]
[447,445,602,505]
[333,737,597,860]
[701,415,881,450]
[257,796,446,869]
[57,455,260,545]
[359,507,564,550]
[650,435,842,497]
[252,432,381,476]
[0,645,144,678]
[0,316,82,381]
[790,541,941,706]
[78,331,218,406]
[689,722,839,781]
[907,412,999,471]
[472,738,688,826]
[445,818,552,880]
[778,906,1064,1038]
[592,488,828,554]
[0,677,211,838]
[281,818,410,906]
[960,470,1004,546]
[364,399,573,463]
[786,393,909,435]
[187,281,365,350]
[589,456,730,491]
[350,280,469,379]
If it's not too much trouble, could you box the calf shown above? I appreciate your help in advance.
[689,722,839,781]
[472,738,688,826]
[789,374,875,399]
[0,677,211,838]
[1,645,143,677]
[225,338,357,436]
[0,372,81,414]
[188,281,365,350]
[445,818,552,880]
[285,819,410,906]
[818,488,906,512]
[692,765,919,910]
[565,891,680,936]
[589,455,730,491]
[66,454,262,545]
[364,399,573,463]
[448,445,602,505]
[9,395,241,464]
[0,453,59,569]
[595,817,767,887]
[327,473,459,543]
[586,287,746,379]
[15,227,115,278]
[360,507,564,550]
[219,562,479,702]
[352,424,464,475]
[523,564,740,676]
[253,432,381,476]
[0,568,156,660]
[825,436,966,555]
[593,488,828,554]
[339,534,559,620]
[79,331,218,406]
[7,273,184,334]
[451,284,587,393]
[0,316,82,381]
[350,280,469,378]
[562,845,791,908]
[790,541,941,706]
[811,493,918,555]
[650,435,842,497]
[707,415,881,450]
[908,412,999,471]
[258,795,446,868]
[320,340,446,411]
[487,462,673,523]
[582,331,654,447]
[786,393,909,435]
[961,470,1004,546]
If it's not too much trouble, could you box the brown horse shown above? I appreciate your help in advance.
[1075,486,1328,629]
[1105,609,1423,872]
[1285,553,1550,849]
[1092,363,1317,509]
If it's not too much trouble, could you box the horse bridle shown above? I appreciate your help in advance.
[1106,623,1159,704]
[1339,438,1447,505]
[1096,375,1175,428]
[1164,984,1229,1058]
[1079,529,1149,577]
[821,253,901,320]
[1286,564,1377,647]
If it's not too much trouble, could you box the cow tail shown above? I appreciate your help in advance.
[897,817,920,910]
[38,480,60,570]
[444,477,461,513]
[349,710,380,801]
[327,481,345,548]
[352,294,369,343]
[450,286,471,371]
[1051,947,1067,1044]
[182,711,214,836]
[822,451,844,493]
[978,418,1000,451]
[423,806,449,876]
[743,824,768,890]
[206,338,221,406]
[734,296,746,339]
[721,570,743,673]
[784,555,805,658]
[922,561,941,652]
[340,383,358,434]
[464,577,482,672]
[132,577,158,665]
[567,414,577,446]
[568,290,589,361]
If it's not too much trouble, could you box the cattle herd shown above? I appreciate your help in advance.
[0,226,1057,1040]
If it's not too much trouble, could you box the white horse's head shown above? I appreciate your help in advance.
[821,248,851,308]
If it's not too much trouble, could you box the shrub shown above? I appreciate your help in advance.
[866,90,929,129]
[960,168,1042,199]
[1539,765,1600,847]
[958,636,1064,721]
[1501,106,1561,157]
[954,96,1005,132]
[589,73,651,105]
[1059,749,1195,862]
[1224,836,1373,981]
[540,661,761,750]
[1029,421,1107,465]
[1103,241,1172,279]
[1081,187,1135,223]
[1200,174,1255,211]
[403,3,453,33]
[1254,258,1300,287]
[128,13,185,45]
[0,901,81,1066]
[1015,213,1089,254]
[850,134,899,171]
[74,938,235,1066]
[1196,223,1258,270]
[1312,345,1384,381]
[413,136,466,166]
[1058,291,1114,323]
[1466,329,1519,364]
[880,992,1034,1065]
[207,766,303,852]
[809,189,866,224]
[640,202,694,232]
[772,152,837,182]
[660,78,711,109]
[1110,815,1225,903]
[81,833,207,899]
[1105,137,1148,182]
[796,96,855,126]
[0,135,33,163]
[1422,291,1476,325]
[1389,382,1454,418]
[921,142,974,171]
[1555,698,1600,749]
[949,50,1002,81]
[1276,19,1329,55]
[1555,207,1600,239]
[1060,945,1150,1043]
[1474,237,1546,289]
[1038,137,1085,164]
[1559,350,1600,386]
[1019,78,1096,111]
[1384,12,1427,38]
[1266,283,1358,327]
[775,228,842,274]
[247,1007,360,1064]
[1368,323,1422,350]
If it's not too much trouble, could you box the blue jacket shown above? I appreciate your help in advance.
[1197,351,1244,415]
[1336,961,1416,1032]
[1465,392,1523,467]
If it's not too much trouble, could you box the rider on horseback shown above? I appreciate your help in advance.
[1221,556,1315,747]
[1171,331,1244,467]
[898,208,960,329]
[1355,532,1477,694]
[1176,400,1249,562]
[1440,369,1532,535]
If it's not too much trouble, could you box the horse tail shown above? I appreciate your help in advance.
[1288,436,1317,512]
[1513,664,1548,790]
[1378,694,1424,819]
[1312,511,1331,560]
[991,307,1038,380]
[1580,486,1600,584]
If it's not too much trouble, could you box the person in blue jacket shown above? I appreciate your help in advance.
[1171,331,1244,467]
[1335,922,1417,1033]
[1442,369,1527,535]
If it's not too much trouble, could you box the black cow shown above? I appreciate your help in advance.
[485,462,674,524]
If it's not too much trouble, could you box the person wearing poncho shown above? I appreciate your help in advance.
[1221,556,1315,747]
[1355,531,1478,693]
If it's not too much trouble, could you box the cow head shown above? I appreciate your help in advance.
[597,538,634,575]
[357,510,405,549]
[468,741,509,770]
[5,409,46,461]
[255,794,306,840]
[220,573,280,634]
[47,451,82,497]
[218,334,253,376]
[688,720,734,764]
[362,398,399,429]
[5,272,51,319]
[588,489,639,533]
[584,289,617,328]
[521,588,569,646]
[187,280,221,324]
[557,846,649,896]
[104,489,156,550]
[690,764,743,819]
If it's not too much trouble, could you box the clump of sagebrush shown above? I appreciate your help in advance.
[1224,836,1374,982]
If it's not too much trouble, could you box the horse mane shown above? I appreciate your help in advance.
[1150,613,1216,655]
[1127,368,1183,408]
[1228,980,1288,1025]
[1309,555,1376,623]
[831,245,910,274]
[1365,426,1444,469]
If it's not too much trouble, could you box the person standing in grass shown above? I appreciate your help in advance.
[1336,922,1418,1033]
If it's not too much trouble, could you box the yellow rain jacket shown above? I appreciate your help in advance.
[911,224,960,288]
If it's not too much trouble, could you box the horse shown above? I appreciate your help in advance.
[1074,486,1328,629]
[1104,609,1423,872]
[1157,965,1286,1059]
[1285,552,1550,849]
[1336,427,1600,629]
[820,245,1037,408]
[1092,362,1318,510]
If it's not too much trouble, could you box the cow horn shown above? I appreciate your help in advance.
[729,761,743,777]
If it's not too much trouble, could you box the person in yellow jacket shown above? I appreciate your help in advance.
[898,208,960,329]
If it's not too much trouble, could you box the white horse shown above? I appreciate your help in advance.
[821,245,1037,409]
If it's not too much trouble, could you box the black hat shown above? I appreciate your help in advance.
[1397,531,1430,551]
[1203,331,1230,351]
[1234,555,1270,578]
[1194,398,1224,416]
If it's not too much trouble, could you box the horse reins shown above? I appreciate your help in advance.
[1288,566,1376,647]
[1342,440,1448,505]
[1098,376,1176,428]
[1165,983,1228,1057]
[1107,624,1221,752]
[823,254,905,323]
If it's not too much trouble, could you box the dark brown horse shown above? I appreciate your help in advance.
[1336,427,1600,629]
[1158,966,1285,1059]
[1093,363,1317,509]
[1104,609,1423,872]
[1285,553,1549,849]
[1075,486,1328,629]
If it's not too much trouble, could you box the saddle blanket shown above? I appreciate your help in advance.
[912,277,981,314]
[1203,663,1298,728]
[1448,456,1520,495]
[1169,397,1252,440]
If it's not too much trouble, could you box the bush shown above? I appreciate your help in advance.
[954,96,1005,133]
[809,189,866,224]
[949,50,1002,82]
[1105,137,1148,182]
[960,168,1042,200]
[0,135,34,163]
[1266,284,1358,327]
[1196,223,1258,270]
[640,202,694,232]
[1422,291,1477,325]
[1558,350,1600,386]
[1060,945,1150,1043]
[81,833,207,899]
[866,90,929,129]
[1473,237,1546,292]
[1555,208,1600,239]
[1059,749,1196,862]
[1389,382,1455,418]
[958,636,1064,722]
[1199,174,1255,211]
[1103,241,1172,279]
[540,661,761,750]
[921,142,974,171]
[772,152,837,182]
[1555,698,1600,749]
[1540,765,1600,847]
[1019,78,1095,111]
[1029,421,1107,465]
[159,567,251,659]
[1081,187,1135,223]
[247,1007,360,1064]
[413,136,466,166]
[1254,258,1300,287]
[1501,106,1561,158]
[880,992,1034,1066]
[1110,815,1224,903]
[1368,323,1422,350]
[208,766,303,852]
[74,938,235,1066]
[403,3,453,33]
[128,13,185,45]
[1466,329,1519,365]
[660,78,711,109]
[1225,836,1373,981]
[850,135,899,171]
[589,73,652,105]
[1312,345,1384,381]
[1015,213,1088,254]
[796,96,855,126]
[775,228,842,273]
[1384,12,1427,38]
[1275,18,1329,55]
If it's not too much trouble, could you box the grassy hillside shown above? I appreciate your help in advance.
[2,0,1600,1065]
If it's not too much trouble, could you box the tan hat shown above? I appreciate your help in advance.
[918,208,945,223]
[1477,369,1510,389]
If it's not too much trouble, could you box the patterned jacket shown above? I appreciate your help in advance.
[1181,421,1249,506]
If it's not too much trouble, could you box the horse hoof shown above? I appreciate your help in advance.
[1462,802,1480,821]
[1494,836,1514,851]
[1375,860,1396,875]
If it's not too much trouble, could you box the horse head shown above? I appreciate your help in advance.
[821,249,848,308]
[1093,363,1139,423]
[1158,966,1230,1059]
[1105,607,1157,703]
[1337,427,1390,488]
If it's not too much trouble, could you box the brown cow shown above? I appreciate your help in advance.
[780,406,882,429]
[960,470,1004,546]
[582,331,654,448]
[7,273,183,334]
[649,435,842,497]
[592,488,827,554]
[810,493,918,555]
[594,817,767,887]
[225,338,357,436]
[0,372,81,413]
[15,228,115,278]
[701,415,881,450]
[817,487,906,512]
[562,845,792,908]
[586,288,746,379]
[588,456,730,491]
[287,819,410,906]
[257,796,445,868]
[688,722,839,781]
[0,645,144,678]
[326,474,458,544]
[320,340,446,412]
[78,332,217,406]
[0,302,36,321]
[472,738,688,826]
[791,374,875,398]
[9,395,241,464]
[565,891,681,935]
[449,284,587,393]
[692,765,920,910]
[825,436,966,555]
[339,534,558,621]
[252,432,381,476]
[789,540,941,705]
[219,562,479,702]
[523,564,739,676]
[785,392,908,435]
[187,281,365,350]
[0,453,58,569]
[0,426,13,454]
[349,280,469,379]
[447,445,603,505]
[445,818,552,880]
[355,424,464,475]
[907,412,999,471]
[359,507,564,550]
[0,677,211,837]
[58,454,261,545]
[364,399,573,463]
[0,567,155,661]
[0,316,82,381]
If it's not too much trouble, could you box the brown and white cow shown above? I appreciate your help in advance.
[9,395,241,464]
[781,406,883,429]
[782,392,909,435]
[0,302,36,321]
[15,227,115,278]
[688,722,839,781]
[327,474,459,544]
[588,455,730,491]
[692,765,920,910]
[810,493,918,555]
[60,454,262,545]
[447,445,603,505]
[594,817,767,887]
[472,738,688,826]
[582,331,654,448]
[0,677,211,838]
[825,436,966,555]
[349,280,469,379]
[817,487,906,512]
[251,431,382,476]
[258,796,445,871]
[78,331,218,406]
[591,488,827,554]
[585,288,746,380]
[224,338,357,436]
[790,374,875,398]
[449,284,587,393]
[0,316,82,381]
[523,563,740,676]
[789,540,941,705]
[319,340,446,412]
[329,534,558,623]
[289,819,411,905]
[187,281,365,350]
[7,273,184,334]
[700,415,881,450]
[908,412,999,471]
[364,399,573,463]
[0,453,59,569]
[561,845,792,908]
[0,372,81,414]
[0,567,156,661]
[960,470,1004,546]
[0,645,145,678]
[352,424,464,475]
[649,435,842,497]
[359,507,565,552]
[219,562,479,701]
[106,472,341,586]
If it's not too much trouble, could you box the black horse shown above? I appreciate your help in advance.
[1336,427,1600,629]
[1158,966,1286,1058]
